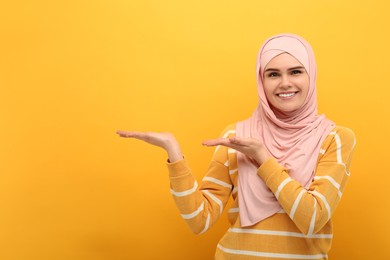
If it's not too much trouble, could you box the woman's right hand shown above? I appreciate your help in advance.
[116,130,184,163]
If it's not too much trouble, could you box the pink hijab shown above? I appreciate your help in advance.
[236,33,335,227]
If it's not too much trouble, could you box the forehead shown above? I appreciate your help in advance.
[264,53,305,70]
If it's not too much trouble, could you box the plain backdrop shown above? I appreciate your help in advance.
[1,0,389,259]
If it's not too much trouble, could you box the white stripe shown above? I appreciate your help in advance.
[232,187,238,194]
[310,190,331,221]
[352,136,357,149]
[228,148,236,154]
[170,181,198,197]
[345,169,350,176]
[338,162,346,168]
[275,177,292,199]
[202,190,224,215]
[222,130,236,138]
[314,176,342,197]
[229,228,333,239]
[199,213,210,234]
[308,200,317,235]
[228,207,239,213]
[224,160,229,167]
[203,176,232,189]
[217,244,328,259]
[334,133,343,165]
[314,176,340,190]
[278,209,286,213]
[213,145,221,155]
[229,169,238,175]
[290,190,305,219]
[319,149,326,155]
[181,202,204,220]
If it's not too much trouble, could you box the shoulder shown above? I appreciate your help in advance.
[320,126,356,161]
[329,126,356,148]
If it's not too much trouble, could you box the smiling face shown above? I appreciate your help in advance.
[262,53,310,114]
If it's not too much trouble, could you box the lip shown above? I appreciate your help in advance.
[276,91,299,100]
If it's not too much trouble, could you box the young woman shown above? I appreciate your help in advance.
[116,34,356,259]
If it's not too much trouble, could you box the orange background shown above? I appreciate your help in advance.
[1,0,389,259]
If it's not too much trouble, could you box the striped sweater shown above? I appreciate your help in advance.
[167,124,356,259]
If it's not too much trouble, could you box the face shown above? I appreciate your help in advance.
[262,53,309,114]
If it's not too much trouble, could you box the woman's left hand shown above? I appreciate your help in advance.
[202,136,272,165]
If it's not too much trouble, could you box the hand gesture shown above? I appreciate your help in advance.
[116,130,183,162]
[202,136,271,165]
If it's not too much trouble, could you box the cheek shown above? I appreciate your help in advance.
[297,77,310,94]
[263,84,274,100]
[300,82,310,102]
[303,79,310,95]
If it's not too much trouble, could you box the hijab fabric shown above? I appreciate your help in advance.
[236,34,335,227]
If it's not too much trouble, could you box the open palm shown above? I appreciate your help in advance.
[202,136,271,165]
[116,130,183,162]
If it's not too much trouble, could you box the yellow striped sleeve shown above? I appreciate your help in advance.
[167,124,235,234]
[257,126,356,235]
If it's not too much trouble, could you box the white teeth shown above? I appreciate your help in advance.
[278,92,295,97]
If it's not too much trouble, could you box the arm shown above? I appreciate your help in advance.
[168,127,236,234]
[116,127,234,234]
[203,126,356,234]
[168,157,231,234]
[257,127,356,234]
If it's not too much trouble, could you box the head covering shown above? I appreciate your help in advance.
[236,33,335,227]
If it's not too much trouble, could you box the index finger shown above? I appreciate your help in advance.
[116,130,143,138]
[202,138,230,147]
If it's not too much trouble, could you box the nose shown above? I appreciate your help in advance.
[279,75,292,89]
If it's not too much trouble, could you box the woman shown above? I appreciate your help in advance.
[117,34,356,259]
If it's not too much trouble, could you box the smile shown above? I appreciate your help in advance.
[277,92,298,98]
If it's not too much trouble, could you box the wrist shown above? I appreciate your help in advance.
[167,149,183,163]
[165,139,183,163]
[256,147,272,165]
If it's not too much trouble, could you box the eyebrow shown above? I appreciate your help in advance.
[263,66,306,73]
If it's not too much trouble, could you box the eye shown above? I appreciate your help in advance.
[267,72,279,77]
[291,70,303,75]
